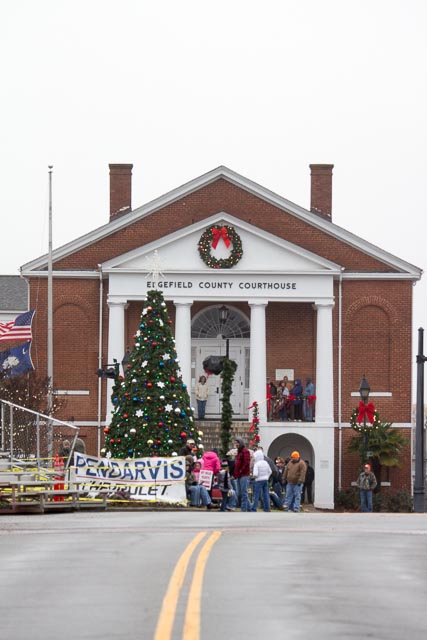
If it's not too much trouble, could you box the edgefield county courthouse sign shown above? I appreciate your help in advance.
[71,453,187,504]
[108,273,334,300]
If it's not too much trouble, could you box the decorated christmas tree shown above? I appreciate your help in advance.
[102,289,203,459]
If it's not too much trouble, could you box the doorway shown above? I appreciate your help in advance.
[191,305,250,418]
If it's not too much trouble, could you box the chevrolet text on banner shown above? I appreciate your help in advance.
[71,453,187,504]
[0,340,34,377]
[0,310,35,342]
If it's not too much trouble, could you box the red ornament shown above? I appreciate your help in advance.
[152,341,158,346]
[147,382,152,387]
[170,376,175,382]
[147,306,152,311]
[104,427,110,434]
[123,413,128,419]
[180,432,187,438]
[158,422,164,427]
[110,438,115,444]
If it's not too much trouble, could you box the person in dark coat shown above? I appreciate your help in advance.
[289,378,303,421]
[302,460,315,504]
[232,438,251,512]
[179,438,196,457]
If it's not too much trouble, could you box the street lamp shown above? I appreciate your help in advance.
[122,349,131,374]
[359,374,371,460]
[219,305,230,358]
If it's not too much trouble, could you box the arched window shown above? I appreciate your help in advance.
[191,306,250,338]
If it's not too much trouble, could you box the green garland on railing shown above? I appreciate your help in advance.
[219,357,237,456]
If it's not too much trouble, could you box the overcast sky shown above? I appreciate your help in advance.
[2,1,427,362]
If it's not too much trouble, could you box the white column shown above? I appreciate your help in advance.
[174,299,193,390]
[249,300,268,423]
[106,298,127,422]
[107,298,127,366]
[313,301,334,425]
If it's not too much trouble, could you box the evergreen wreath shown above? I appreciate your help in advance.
[350,406,381,432]
[198,224,243,269]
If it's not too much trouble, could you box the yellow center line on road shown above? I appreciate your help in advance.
[154,531,207,640]
[182,530,222,640]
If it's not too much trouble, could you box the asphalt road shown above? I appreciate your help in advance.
[0,510,426,640]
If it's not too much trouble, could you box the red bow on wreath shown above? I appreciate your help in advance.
[211,226,231,249]
[357,401,375,424]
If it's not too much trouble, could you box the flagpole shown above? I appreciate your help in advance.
[47,166,54,460]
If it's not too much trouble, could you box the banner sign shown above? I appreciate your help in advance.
[198,469,213,489]
[71,453,187,504]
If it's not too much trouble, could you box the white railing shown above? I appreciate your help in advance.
[0,398,79,473]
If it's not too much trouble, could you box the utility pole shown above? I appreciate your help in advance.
[414,328,426,512]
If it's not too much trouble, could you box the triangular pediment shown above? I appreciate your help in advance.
[102,214,341,274]
[20,165,421,279]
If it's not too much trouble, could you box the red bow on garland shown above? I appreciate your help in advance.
[308,395,317,404]
[211,226,231,249]
[357,401,376,424]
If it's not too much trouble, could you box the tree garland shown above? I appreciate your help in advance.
[198,224,243,269]
[248,401,260,447]
[219,357,238,456]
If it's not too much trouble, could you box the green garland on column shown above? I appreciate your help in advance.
[219,357,237,456]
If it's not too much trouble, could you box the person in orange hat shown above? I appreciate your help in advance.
[282,451,307,512]
[356,463,377,512]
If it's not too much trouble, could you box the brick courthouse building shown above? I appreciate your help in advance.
[21,164,421,508]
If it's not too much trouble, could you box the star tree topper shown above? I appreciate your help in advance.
[144,250,166,287]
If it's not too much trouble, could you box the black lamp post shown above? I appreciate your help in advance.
[219,305,230,359]
[97,351,129,379]
[122,349,131,374]
[414,328,426,513]
[359,374,371,461]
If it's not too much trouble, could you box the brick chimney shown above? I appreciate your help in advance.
[109,164,133,220]
[309,164,334,220]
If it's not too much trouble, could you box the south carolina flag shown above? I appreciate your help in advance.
[0,310,35,342]
[0,341,34,378]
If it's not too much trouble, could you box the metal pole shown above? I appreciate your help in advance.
[97,265,103,455]
[36,414,40,469]
[9,405,13,463]
[226,338,230,359]
[47,166,54,461]
[1,402,4,451]
[414,327,425,512]
[363,410,367,462]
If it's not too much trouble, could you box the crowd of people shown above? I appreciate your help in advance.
[267,376,316,422]
[181,436,315,512]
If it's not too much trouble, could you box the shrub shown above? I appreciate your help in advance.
[334,488,359,511]
[382,490,413,513]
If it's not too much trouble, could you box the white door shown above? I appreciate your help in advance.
[194,340,247,417]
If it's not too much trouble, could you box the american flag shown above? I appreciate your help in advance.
[0,310,35,342]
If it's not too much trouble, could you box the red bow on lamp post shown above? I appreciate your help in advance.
[357,401,375,425]
[211,226,231,249]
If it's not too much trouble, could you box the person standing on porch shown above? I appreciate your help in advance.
[303,377,315,422]
[266,378,277,421]
[195,375,209,420]
[283,451,307,512]
[233,438,251,512]
[356,463,377,512]
[289,379,303,421]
